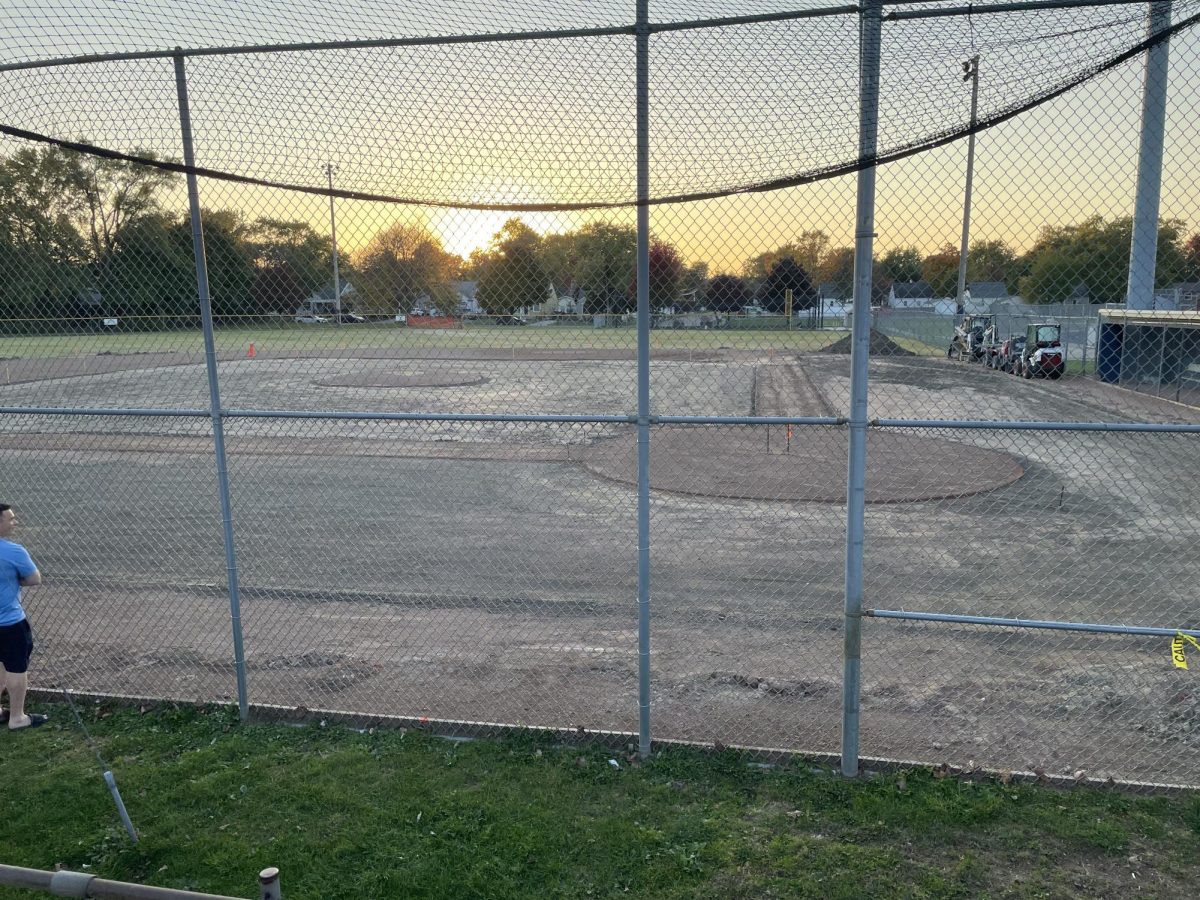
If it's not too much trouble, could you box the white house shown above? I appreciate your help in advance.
[299,279,355,316]
[962,281,1010,314]
[888,281,937,309]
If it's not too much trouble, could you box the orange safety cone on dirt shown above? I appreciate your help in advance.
[247,341,256,358]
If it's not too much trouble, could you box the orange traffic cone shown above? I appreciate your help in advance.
[247,342,256,359]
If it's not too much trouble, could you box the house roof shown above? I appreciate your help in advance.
[968,281,1008,298]
[891,281,934,299]
[819,282,849,299]
[454,280,477,299]
[310,279,355,301]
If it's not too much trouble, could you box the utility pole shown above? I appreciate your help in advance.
[326,163,342,325]
[956,54,980,316]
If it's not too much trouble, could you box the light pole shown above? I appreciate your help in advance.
[326,163,342,325]
[956,54,980,316]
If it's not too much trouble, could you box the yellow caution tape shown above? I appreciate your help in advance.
[1171,632,1200,669]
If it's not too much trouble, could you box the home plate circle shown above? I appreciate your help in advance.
[314,370,487,388]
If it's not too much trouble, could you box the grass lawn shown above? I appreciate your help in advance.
[2,703,1198,899]
[0,322,847,359]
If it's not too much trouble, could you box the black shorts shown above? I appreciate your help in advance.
[0,619,34,674]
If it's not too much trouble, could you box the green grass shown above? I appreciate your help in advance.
[0,322,847,359]
[3,703,1199,899]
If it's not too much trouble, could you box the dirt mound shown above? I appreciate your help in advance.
[581,426,1024,503]
[822,328,916,357]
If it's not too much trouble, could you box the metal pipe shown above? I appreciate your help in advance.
[0,408,842,425]
[225,410,637,423]
[887,0,1158,19]
[871,417,1200,432]
[1127,1,1172,311]
[842,0,883,779]
[635,0,653,761]
[655,415,844,425]
[956,55,980,314]
[866,607,1200,639]
[0,6,866,75]
[0,863,251,899]
[327,163,342,325]
[174,53,250,721]
[0,406,211,417]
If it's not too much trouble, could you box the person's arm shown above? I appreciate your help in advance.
[19,568,41,587]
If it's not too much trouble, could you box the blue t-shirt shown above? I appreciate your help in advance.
[0,538,37,626]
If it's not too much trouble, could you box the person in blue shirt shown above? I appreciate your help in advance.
[0,503,46,730]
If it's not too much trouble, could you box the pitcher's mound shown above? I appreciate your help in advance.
[315,370,487,389]
[581,426,1023,503]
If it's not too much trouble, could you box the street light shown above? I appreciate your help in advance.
[956,55,980,316]
[326,162,342,325]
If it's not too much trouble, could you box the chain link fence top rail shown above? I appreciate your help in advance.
[2,0,1200,790]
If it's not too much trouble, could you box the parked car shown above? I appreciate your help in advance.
[294,313,329,324]
[495,314,528,326]
[335,312,366,324]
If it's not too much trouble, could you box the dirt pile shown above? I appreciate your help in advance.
[821,328,917,357]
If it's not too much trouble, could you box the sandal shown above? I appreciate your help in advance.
[9,713,48,731]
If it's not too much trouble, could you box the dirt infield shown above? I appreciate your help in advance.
[4,345,1200,785]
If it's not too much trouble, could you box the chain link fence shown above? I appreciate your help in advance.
[2,0,1200,789]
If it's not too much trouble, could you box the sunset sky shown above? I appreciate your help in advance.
[2,5,1198,272]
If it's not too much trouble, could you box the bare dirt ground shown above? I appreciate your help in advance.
[4,347,1199,786]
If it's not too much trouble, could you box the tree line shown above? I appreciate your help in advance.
[2,146,1198,333]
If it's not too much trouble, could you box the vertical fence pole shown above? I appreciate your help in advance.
[174,52,250,720]
[842,0,883,778]
[1127,1,1172,310]
[326,163,342,325]
[955,55,980,314]
[634,0,653,760]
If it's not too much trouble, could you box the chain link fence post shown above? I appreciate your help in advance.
[842,0,883,779]
[635,0,653,760]
[173,51,250,720]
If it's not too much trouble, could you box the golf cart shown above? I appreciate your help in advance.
[948,314,996,362]
[1017,323,1065,379]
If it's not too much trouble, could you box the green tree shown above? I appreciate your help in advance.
[1180,233,1200,283]
[247,219,333,314]
[678,262,708,310]
[1019,216,1187,304]
[921,243,960,299]
[705,274,751,313]
[818,246,856,299]
[356,222,457,315]
[104,212,194,324]
[573,222,637,315]
[0,147,89,329]
[879,247,923,284]
[539,231,578,298]
[475,219,551,316]
[64,151,176,268]
[188,210,256,320]
[757,258,818,313]
[966,239,1017,289]
[627,240,684,312]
